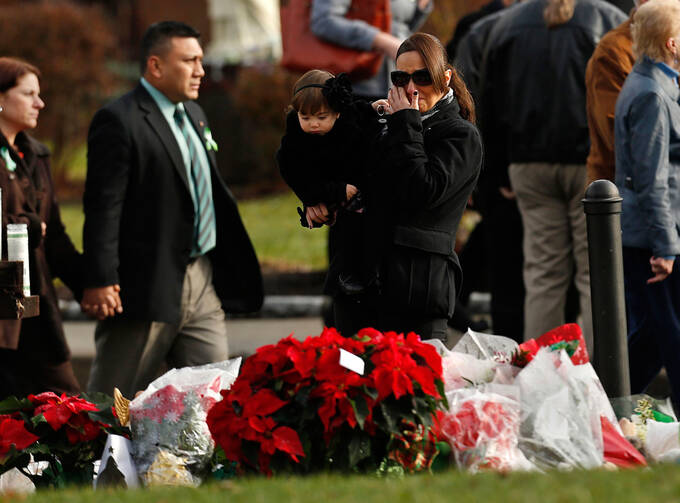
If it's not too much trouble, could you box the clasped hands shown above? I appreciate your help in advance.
[81,285,123,320]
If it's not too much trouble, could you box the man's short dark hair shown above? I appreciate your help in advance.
[140,21,201,74]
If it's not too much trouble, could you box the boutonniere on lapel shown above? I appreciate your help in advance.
[203,126,218,152]
[0,146,16,174]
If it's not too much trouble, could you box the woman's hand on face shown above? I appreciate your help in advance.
[388,86,419,113]
[346,184,358,201]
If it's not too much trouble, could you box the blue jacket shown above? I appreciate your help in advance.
[310,0,432,98]
[615,57,680,256]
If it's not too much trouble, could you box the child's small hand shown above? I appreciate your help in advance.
[372,99,390,115]
[306,203,330,226]
[346,184,358,201]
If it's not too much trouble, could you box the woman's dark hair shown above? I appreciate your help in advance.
[396,33,476,124]
[140,21,201,74]
[0,57,40,93]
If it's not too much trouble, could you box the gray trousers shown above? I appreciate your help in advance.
[87,256,228,397]
[508,163,593,354]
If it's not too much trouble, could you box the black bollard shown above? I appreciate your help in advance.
[583,180,630,397]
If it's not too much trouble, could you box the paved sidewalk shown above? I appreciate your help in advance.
[65,317,327,359]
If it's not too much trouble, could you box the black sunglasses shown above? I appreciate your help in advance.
[390,68,433,87]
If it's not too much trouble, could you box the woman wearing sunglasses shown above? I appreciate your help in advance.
[327,32,483,340]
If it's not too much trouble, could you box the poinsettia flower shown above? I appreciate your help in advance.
[242,389,287,418]
[29,392,99,431]
[312,376,370,434]
[254,337,297,375]
[286,343,317,380]
[405,332,443,377]
[370,338,417,400]
[65,413,102,444]
[356,327,383,340]
[207,395,248,462]
[245,416,304,461]
[370,333,441,400]
[0,417,39,457]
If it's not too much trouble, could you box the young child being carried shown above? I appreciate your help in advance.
[276,70,369,295]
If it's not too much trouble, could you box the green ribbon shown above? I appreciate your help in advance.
[0,146,16,172]
[204,127,218,152]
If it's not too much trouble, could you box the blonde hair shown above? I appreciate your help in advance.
[632,0,680,61]
[290,69,334,115]
[544,0,575,28]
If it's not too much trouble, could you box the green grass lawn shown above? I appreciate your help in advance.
[12,464,680,503]
[58,191,328,271]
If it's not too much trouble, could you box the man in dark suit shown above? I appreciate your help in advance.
[82,21,263,396]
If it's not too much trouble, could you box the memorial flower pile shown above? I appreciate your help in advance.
[0,392,119,487]
[206,327,448,475]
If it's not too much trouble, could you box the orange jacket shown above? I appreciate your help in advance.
[585,17,635,184]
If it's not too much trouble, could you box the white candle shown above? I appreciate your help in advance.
[7,223,30,296]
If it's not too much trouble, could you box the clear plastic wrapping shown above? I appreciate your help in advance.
[129,358,241,486]
[515,349,605,469]
[440,385,533,472]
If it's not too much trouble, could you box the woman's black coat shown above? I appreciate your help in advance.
[369,97,483,318]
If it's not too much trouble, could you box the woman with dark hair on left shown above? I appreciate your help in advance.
[0,57,84,398]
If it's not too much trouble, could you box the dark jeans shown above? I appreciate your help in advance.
[333,294,448,340]
[624,247,680,404]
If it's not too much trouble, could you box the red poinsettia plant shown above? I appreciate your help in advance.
[0,392,122,487]
[207,327,448,475]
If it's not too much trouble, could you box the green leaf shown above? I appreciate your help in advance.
[362,386,379,401]
[31,413,48,427]
[436,379,448,408]
[349,395,369,429]
[0,396,33,414]
[412,397,436,428]
[348,434,371,468]
[379,402,399,435]
[294,385,311,406]
[430,441,453,472]
[26,443,52,456]
[80,392,120,429]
